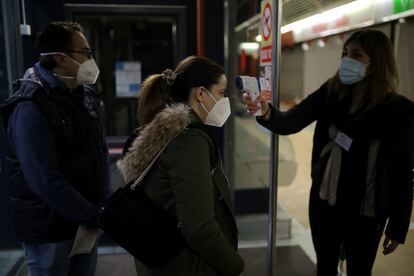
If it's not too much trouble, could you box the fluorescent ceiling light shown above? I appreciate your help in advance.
[281,0,372,34]
[318,39,325,48]
[240,42,260,51]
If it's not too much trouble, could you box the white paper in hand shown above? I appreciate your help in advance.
[69,225,100,258]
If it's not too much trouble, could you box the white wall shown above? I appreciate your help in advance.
[302,36,343,97]
[280,46,304,101]
[396,18,414,100]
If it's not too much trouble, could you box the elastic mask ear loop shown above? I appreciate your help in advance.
[199,101,210,114]
[203,88,218,103]
[40,52,81,66]
[198,88,215,115]
[53,74,75,79]
[40,52,80,79]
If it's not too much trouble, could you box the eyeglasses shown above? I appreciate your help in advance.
[70,49,93,59]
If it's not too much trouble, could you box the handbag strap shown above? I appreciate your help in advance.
[130,126,187,191]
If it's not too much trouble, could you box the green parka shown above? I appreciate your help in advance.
[118,104,244,276]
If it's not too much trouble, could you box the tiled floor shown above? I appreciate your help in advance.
[373,230,414,276]
[1,211,315,276]
[0,249,24,276]
[95,252,135,276]
[239,246,315,276]
[95,245,315,276]
[96,211,316,276]
[3,212,411,275]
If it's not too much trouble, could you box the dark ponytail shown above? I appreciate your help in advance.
[136,74,171,126]
[137,56,224,125]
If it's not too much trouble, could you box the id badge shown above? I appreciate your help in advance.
[335,131,353,151]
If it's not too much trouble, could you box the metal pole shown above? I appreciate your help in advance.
[266,0,282,275]
[20,0,27,25]
[223,0,237,202]
[196,0,204,56]
[392,21,400,58]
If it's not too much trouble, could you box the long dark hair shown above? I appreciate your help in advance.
[330,29,399,109]
[137,56,224,125]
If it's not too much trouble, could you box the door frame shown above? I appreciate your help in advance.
[64,3,187,63]
[0,0,24,249]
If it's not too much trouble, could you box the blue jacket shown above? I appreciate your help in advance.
[1,63,111,242]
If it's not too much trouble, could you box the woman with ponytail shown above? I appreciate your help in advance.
[118,56,244,276]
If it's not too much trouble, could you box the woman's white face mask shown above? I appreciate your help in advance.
[199,88,231,127]
[40,52,100,85]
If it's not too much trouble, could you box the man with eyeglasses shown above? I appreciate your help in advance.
[0,21,111,276]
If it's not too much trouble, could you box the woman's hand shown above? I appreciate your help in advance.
[242,92,270,119]
[383,236,400,255]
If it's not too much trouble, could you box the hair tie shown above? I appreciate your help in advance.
[161,69,177,86]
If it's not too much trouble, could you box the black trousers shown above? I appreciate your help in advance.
[309,194,385,276]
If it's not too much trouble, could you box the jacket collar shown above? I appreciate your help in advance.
[118,103,197,183]
[33,62,70,94]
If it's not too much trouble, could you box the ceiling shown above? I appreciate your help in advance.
[282,0,355,24]
[235,0,358,33]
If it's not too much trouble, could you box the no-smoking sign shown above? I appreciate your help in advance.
[262,2,272,41]
[260,0,273,66]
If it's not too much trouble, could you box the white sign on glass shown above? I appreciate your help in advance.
[115,61,142,98]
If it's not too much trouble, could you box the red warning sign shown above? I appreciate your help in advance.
[260,0,273,66]
[262,3,272,41]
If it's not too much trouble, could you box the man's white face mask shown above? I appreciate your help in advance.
[199,88,231,127]
[40,52,100,85]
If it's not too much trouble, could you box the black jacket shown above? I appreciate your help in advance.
[0,64,111,242]
[258,81,414,244]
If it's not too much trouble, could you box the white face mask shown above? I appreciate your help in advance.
[40,52,100,85]
[339,57,369,85]
[199,89,231,127]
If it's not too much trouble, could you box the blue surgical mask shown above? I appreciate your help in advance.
[338,57,369,85]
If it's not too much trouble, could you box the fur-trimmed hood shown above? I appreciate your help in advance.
[117,103,197,183]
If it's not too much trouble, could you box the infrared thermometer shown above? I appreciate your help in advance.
[235,76,262,116]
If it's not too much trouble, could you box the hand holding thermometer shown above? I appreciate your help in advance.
[235,76,262,116]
